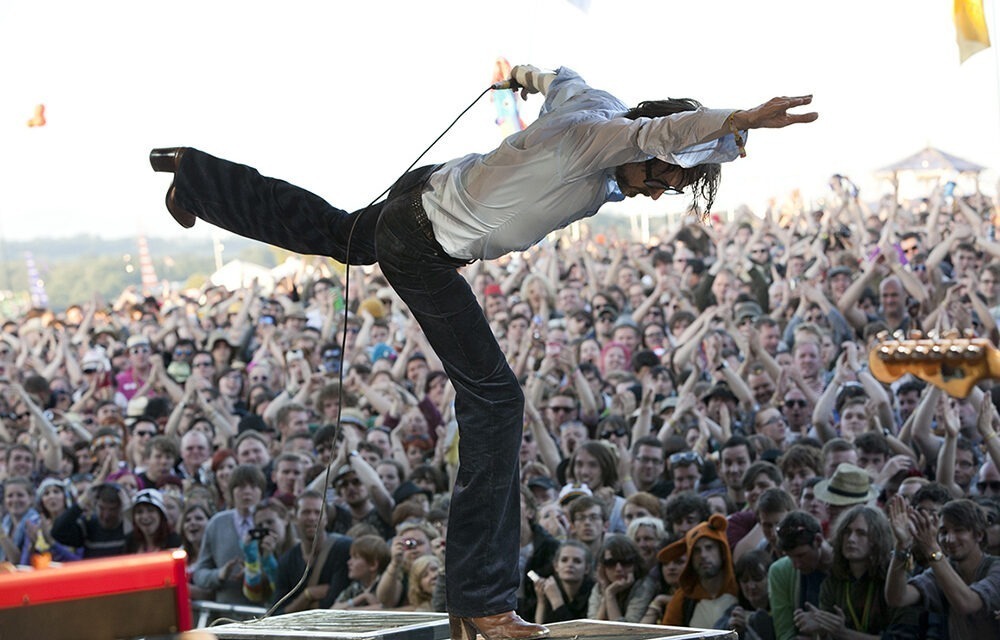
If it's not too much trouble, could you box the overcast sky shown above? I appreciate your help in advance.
[1,0,998,243]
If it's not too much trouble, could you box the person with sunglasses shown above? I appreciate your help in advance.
[150,64,814,640]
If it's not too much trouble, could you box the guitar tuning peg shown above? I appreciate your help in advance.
[909,330,923,339]
[876,330,889,342]
[927,329,940,339]
[943,329,960,339]
[914,344,930,356]
[893,330,905,340]
[964,328,976,338]
[965,344,983,360]
[895,344,913,359]
[929,344,945,360]
[877,344,894,360]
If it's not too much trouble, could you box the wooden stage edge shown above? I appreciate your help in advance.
[203,610,738,640]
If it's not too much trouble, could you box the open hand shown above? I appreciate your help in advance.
[734,96,818,130]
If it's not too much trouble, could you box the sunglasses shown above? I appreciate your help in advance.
[549,406,575,414]
[642,160,683,194]
[337,477,363,489]
[669,451,702,467]
[978,481,1000,493]
[601,428,629,439]
[784,399,808,409]
[602,556,636,568]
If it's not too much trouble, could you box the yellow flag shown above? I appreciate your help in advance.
[955,0,991,63]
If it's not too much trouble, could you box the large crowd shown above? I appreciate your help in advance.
[2,177,1000,636]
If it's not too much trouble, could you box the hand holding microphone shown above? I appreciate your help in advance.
[491,64,555,99]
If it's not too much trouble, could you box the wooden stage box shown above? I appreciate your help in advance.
[206,610,738,640]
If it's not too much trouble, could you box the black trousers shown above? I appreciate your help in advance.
[174,150,523,617]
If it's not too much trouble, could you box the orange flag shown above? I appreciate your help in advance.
[955,0,991,63]
[26,104,46,127]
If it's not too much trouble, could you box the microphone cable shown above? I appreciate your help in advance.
[250,82,499,623]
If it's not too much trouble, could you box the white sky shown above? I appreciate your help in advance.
[1,0,998,242]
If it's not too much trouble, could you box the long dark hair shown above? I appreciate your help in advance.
[624,98,722,217]
[829,505,892,580]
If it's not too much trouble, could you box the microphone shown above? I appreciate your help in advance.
[490,79,522,91]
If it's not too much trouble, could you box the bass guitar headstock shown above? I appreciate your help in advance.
[868,330,1000,398]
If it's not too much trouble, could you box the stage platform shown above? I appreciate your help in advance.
[204,610,737,640]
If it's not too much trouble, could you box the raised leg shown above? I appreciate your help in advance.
[167,148,380,264]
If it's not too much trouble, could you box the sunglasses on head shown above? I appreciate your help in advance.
[669,451,702,467]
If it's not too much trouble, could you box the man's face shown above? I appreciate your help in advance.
[977,463,1000,497]
[633,444,664,486]
[720,445,751,491]
[938,518,982,563]
[570,506,604,543]
[896,391,920,421]
[746,472,777,512]
[273,459,303,494]
[573,449,602,489]
[782,389,812,430]
[297,497,325,542]
[759,324,781,355]
[149,448,175,478]
[337,472,369,506]
[829,273,852,298]
[800,485,828,523]
[557,288,582,313]
[547,398,578,429]
[129,342,151,368]
[824,449,858,478]
[953,249,976,277]
[614,160,689,200]
[785,539,821,574]
[611,327,640,353]
[671,463,700,494]
[232,482,263,512]
[759,510,787,550]
[237,438,270,467]
[793,341,820,378]
[406,358,429,383]
[748,372,775,406]
[880,280,903,315]
[857,450,887,474]
[840,514,871,563]
[783,466,817,501]
[691,537,723,580]
[7,449,34,477]
[191,354,215,379]
[953,448,976,488]
[181,432,210,468]
[559,422,587,456]
[672,511,702,537]
[281,410,310,437]
[97,498,123,529]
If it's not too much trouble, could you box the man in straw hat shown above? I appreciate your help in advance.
[813,462,878,527]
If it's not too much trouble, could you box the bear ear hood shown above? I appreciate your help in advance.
[674,513,739,598]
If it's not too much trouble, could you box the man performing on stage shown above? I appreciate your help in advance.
[150,65,816,640]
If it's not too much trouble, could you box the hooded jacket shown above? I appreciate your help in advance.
[658,513,739,626]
